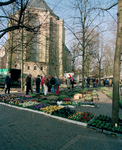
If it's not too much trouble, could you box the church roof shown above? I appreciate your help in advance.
[28,0,57,16]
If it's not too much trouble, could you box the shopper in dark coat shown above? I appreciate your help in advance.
[36,75,41,93]
[5,73,12,94]
[50,77,58,94]
[26,73,32,95]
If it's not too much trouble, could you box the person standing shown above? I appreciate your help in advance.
[48,75,51,92]
[50,77,58,94]
[36,75,41,93]
[56,76,61,95]
[93,78,95,87]
[44,76,49,95]
[5,73,12,94]
[67,77,71,89]
[71,76,74,89]
[41,76,45,93]
[87,77,90,87]
[26,73,32,95]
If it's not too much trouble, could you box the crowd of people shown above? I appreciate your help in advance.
[86,77,113,87]
[4,72,113,95]
[25,74,61,95]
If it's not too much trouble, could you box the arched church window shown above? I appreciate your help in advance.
[32,19,40,62]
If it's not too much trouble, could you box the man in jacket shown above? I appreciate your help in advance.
[36,75,41,93]
[26,73,32,95]
[56,76,61,95]
[5,73,12,94]
[50,77,58,94]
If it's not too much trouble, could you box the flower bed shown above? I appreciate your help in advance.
[40,105,62,114]
[51,107,76,118]
[60,101,80,107]
[19,101,38,107]
[68,112,94,123]
[28,103,49,110]
[87,114,122,136]
[80,102,96,107]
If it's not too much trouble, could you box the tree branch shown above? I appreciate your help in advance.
[0,0,16,6]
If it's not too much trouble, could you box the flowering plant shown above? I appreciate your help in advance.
[61,101,80,106]
[19,101,38,107]
[40,105,62,114]
[63,98,71,101]
[68,112,94,123]
[51,107,76,118]
[80,102,96,106]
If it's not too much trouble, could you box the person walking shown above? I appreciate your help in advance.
[44,76,49,95]
[71,76,74,89]
[26,73,32,95]
[36,75,41,93]
[56,76,61,95]
[87,77,90,87]
[48,75,51,92]
[41,76,45,93]
[5,73,12,94]
[50,77,58,94]
[93,78,95,87]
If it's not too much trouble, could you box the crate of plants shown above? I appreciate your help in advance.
[19,101,39,108]
[103,123,122,137]
[87,118,106,133]
[80,101,96,107]
[27,103,50,110]
[40,105,63,114]
[60,101,80,108]
[84,94,92,101]
[68,112,94,123]
[51,107,76,118]
[58,95,69,101]
[87,114,122,136]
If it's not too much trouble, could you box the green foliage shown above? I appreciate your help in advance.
[58,95,69,101]
[47,95,59,101]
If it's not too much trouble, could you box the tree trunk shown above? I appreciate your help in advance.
[99,62,101,87]
[82,27,85,89]
[112,0,122,125]
[21,27,24,92]
[8,3,15,73]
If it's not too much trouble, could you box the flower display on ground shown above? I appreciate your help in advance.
[61,101,80,106]
[51,107,76,118]
[68,112,94,123]
[28,103,49,110]
[80,102,96,106]
[19,101,38,107]
[40,105,62,114]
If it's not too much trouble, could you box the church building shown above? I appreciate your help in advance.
[0,0,72,78]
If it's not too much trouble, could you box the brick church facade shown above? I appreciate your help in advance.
[0,0,72,77]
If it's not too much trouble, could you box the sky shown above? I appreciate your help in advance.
[0,0,118,49]
[45,0,118,48]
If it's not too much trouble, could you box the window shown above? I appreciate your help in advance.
[41,66,43,70]
[34,66,37,70]
[27,66,30,70]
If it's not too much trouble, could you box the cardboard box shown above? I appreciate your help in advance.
[74,94,79,99]
[79,94,82,98]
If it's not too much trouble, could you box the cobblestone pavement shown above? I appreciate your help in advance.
[0,104,122,150]
[0,89,122,150]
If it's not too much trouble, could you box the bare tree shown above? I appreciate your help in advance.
[65,0,107,88]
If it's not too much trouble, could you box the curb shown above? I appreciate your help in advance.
[0,102,87,127]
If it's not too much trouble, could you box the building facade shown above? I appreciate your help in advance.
[0,0,72,78]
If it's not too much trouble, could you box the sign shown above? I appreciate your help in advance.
[64,73,74,78]
[0,68,8,75]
